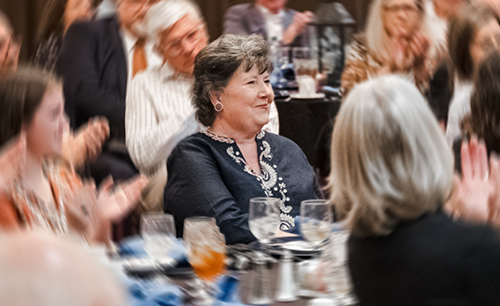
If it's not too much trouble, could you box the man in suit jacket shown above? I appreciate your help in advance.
[223,0,313,47]
[56,0,161,185]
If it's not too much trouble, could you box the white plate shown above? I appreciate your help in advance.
[290,93,326,99]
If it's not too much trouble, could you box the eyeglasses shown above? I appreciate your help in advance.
[383,3,420,15]
[163,24,205,56]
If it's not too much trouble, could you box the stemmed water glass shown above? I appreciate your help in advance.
[248,197,281,245]
[141,213,176,265]
[300,199,332,246]
[247,197,281,305]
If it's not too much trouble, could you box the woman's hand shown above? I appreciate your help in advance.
[64,182,97,234]
[62,117,109,169]
[96,175,148,223]
[408,32,430,81]
[447,137,491,223]
[0,134,26,187]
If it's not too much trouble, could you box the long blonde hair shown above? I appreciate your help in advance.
[364,0,438,62]
[328,75,453,237]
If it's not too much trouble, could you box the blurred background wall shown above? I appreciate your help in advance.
[0,0,371,61]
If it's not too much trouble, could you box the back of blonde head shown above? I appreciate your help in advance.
[328,75,453,237]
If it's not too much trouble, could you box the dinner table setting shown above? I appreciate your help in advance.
[88,198,358,306]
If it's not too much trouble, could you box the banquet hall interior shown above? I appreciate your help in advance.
[1,0,500,305]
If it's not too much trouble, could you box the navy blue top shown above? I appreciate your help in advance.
[164,130,320,245]
[349,211,500,306]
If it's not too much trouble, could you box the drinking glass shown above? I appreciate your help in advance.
[292,47,318,97]
[141,213,176,263]
[248,197,281,245]
[300,199,332,245]
[184,217,226,282]
[247,197,280,305]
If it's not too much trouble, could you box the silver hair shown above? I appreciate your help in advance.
[145,0,203,47]
[328,75,453,237]
[192,34,273,127]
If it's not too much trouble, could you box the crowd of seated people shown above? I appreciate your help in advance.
[2,0,500,304]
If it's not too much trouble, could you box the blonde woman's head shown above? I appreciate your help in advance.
[328,75,453,237]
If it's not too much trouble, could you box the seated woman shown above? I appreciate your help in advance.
[446,3,500,145]
[164,34,320,245]
[0,67,147,245]
[329,75,500,305]
[341,0,436,96]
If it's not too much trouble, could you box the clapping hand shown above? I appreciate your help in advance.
[447,137,492,223]
[0,133,26,187]
[62,117,109,169]
[96,175,148,222]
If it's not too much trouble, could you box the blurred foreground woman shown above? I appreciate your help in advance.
[0,67,146,245]
[328,75,500,305]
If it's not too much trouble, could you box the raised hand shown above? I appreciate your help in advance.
[447,137,492,223]
[62,117,109,169]
[64,182,97,234]
[0,133,26,187]
[96,175,148,222]
[283,11,314,44]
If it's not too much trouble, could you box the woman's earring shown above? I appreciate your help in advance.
[214,102,224,112]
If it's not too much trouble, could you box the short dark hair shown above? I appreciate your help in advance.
[463,51,500,155]
[192,34,272,127]
[448,3,500,81]
[0,66,61,147]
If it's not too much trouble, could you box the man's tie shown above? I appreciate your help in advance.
[132,37,148,77]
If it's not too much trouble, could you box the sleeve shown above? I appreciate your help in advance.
[262,101,280,134]
[341,40,370,97]
[164,142,256,245]
[125,76,199,173]
[56,22,124,131]
[223,6,250,35]
[0,192,21,231]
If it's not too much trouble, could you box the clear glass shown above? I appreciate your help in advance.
[292,47,318,97]
[300,199,332,245]
[141,213,176,262]
[248,197,281,244]
[184,217,226,282]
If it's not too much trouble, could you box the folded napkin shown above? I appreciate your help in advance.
[119,235,187,264]
[122,276,183,306]
[292,216,348,239]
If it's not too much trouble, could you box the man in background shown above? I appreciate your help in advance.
[56,0,162,186]
[223,0,313,47]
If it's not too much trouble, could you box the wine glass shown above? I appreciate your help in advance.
[141,213,176,264]
[300,199,332,246]
[184,217,226,303]
[247,197,280,305]
[248,197,281,245]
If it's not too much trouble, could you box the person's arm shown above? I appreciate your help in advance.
[56,22,125,131]
[125,76,199,173]
[223,5,250,35]
[165,140,256,245]
[282,11,314,46]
